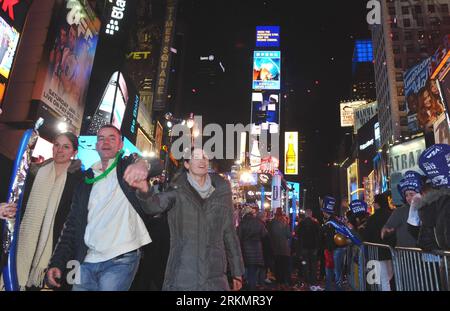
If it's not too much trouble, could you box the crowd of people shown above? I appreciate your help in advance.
[0,125,449,291]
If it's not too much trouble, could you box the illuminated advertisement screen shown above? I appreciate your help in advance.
[287,181,300,200]
[256,26,280,47]
[0,16,20,79]
[347,160,359,202]
[77,135,141,171]
[340,100,366,127]
[253,51,280,90]
[251,92,280,133]
[388,137,426,205]
[284,131,298,175]
[35,0,100,133]
[404,57,446,133]
[373,153,388,195]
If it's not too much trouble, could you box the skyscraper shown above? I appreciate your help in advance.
[371,0,450,146]
[351,39,376,101]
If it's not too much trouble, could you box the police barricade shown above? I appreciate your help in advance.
[346,242,450,291]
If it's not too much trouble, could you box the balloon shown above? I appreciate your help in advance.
[334,233,350,247]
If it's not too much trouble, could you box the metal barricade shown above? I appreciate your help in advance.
[393,247,450,291]
[347,242,450,291]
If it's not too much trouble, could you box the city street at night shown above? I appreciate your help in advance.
[0,0,450,304]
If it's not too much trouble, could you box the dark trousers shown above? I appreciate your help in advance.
[274,255,290,285]
[245,264,258,290]
[301,249,318,285]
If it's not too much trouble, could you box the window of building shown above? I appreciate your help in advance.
[402,6,409,14]
[395,72,403,81]
[388,6,396,16]
[406,45,414,53]
[417,31,425,39]
[428,5,436,13]
[395,58,402,68]
[444,16,450,25]
[416,17,424,26]
[403,18,411,27]
[414,5,422,14]
[392,32,399,41]
[404,32,412,40]
[397,86,404,96]
[430,17,440,26]
[441,4,449,13]
[393,46,401,54]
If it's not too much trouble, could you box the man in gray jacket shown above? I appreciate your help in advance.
[133,148,244,291]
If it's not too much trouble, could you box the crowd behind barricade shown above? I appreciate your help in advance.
[0,126,449,291]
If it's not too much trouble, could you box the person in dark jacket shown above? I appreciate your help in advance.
[417,144,450,251]
[268,208,291,289]
[362,193,395,291]
[47,125,154,291]
[297,209,322,291]
[1,132,82,291]
[238,205,268,290]
[131,148,244,291]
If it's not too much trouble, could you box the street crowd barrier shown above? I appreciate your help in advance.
[345,242,450,291]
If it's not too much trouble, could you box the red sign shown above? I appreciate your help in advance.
[1,0,19,21]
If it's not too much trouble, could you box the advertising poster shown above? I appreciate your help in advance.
[35,0,100,133]
[253,51,281,90]
[136,128,153,154]
[433,113,450,144]
[271,172,282,210]
[251,92,280,134]
[256,26,280,47]
[388,137,426,205]
[373,153,388,195]
[404,57,446,133]
[287,181,300,200]
[0,16,20,79]
[439,71,450,115]
[340,100,366,127]
[284,131,298,175]
[347,160,359,202]
[354,101,378,133]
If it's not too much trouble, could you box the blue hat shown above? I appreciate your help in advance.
[419,144,450,188]
[349,200,368,216]
[403,170,423,182]
[321,196,336,214]
[397,178,421,201]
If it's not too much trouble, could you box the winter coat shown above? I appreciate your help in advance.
[21,159,83,251]
[238,214,267,266]
[418,188,450,251]
[48,155,152,273]
[268,218,291,256]
[296,217,320,250]
[362,208,396,260]
[137,172,245,291]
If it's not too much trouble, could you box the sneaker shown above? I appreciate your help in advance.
[309,285,318,291]
[314,285,325,291]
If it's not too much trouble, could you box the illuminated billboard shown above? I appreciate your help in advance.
[253,51,281,90]
[340,100,366,127]
[347,160,359,202]
[388,137,426,205]
[0,16,20,79]
[34,0,100,133]
[287,181,300,200]
[251,92,280,133]
[284,131,298,175]
[256,26,280,47]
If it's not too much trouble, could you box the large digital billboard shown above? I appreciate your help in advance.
[34,0,100,133]
[0,16,20,79]
[388,137,426,205]
[284,131,298,175]
[404,57,446,133]
[256,26,280,47]
[251,92,280,134]
[253,51,280,90]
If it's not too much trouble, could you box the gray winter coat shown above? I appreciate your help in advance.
[268,218,291,256]
[137,172,244,291]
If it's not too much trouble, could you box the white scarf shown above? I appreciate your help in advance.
[187,173,215,199]
[16,162,67,289]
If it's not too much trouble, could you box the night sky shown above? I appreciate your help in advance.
[177,0,370,196]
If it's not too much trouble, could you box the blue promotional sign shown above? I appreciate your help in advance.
[256,26,280,47]
[349,200,368,215]
[419,144,450,188]
[287,181,300,200]
[253,51,281,90]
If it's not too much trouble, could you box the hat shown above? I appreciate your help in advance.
[397,178,421,201]
[419,144,450,188]
[349,200,368,216]
[321,196,336,214]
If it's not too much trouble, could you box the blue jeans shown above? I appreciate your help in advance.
[333,247,346,291]
[72,249,141,291]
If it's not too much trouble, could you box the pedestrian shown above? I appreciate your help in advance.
[132,147,244,291]
[267,208,291,289]
[46,125,153,291]
[238,205,267,290]
[1,132,82,291]
[297,209,323,291]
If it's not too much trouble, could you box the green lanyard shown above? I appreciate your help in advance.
[84,150,124,184]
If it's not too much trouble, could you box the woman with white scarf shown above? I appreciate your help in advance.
[1,132,82,290]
